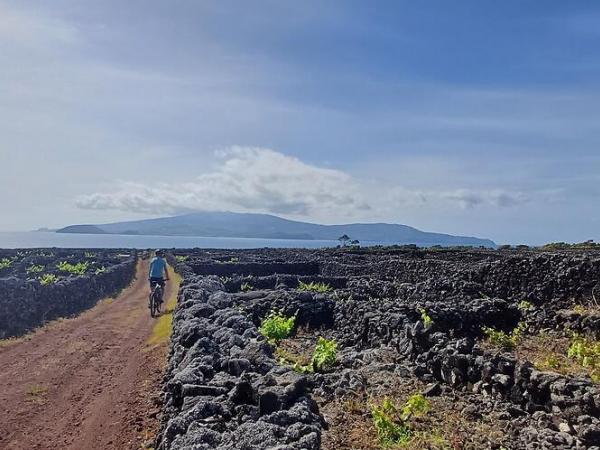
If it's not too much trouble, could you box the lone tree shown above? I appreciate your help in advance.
[338,234,351,247]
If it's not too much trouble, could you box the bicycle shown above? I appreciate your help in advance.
[149,281,165,318]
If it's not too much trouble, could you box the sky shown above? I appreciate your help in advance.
[1,0,599,244]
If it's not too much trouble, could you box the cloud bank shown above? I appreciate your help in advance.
[76,148,528,222]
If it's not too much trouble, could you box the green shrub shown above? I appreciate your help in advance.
[401,394,431,421]
[298,281,332,293]
[312,337,337,372]
[39,274,58,285]
[372,398,411,447]
[94,266,106,275]
[84,252,96,258]
[568,334,600,370]
[259,311,296,344]
[241,282,254,292]
[518,300,534,311]
[56,261,89,275]
[26,264,44,274]
[175,255,189,262]
[0,258,15,270]
[420,308,434,327]
[482,322,526,350]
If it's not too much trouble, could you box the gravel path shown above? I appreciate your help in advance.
[0,259,174,450]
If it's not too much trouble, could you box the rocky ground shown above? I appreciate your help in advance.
[156,247,600,449]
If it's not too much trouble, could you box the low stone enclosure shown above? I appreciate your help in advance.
[157,247,600,449]
[0,249,137,338]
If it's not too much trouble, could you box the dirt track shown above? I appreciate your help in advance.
[0,259,175,450]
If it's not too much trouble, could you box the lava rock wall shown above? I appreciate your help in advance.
[155,269,323,450]
[0,254,137,338]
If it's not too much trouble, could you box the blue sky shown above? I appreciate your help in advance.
[1,0,599,244]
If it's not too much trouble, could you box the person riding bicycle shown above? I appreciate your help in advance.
[149,249,169,305]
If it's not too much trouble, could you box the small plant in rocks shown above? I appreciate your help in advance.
[298,281,332,293]
[482,322,526,350]
[311,337,337,372]
[372,397,411,447]
[94,266,106,275]
[568,334,600,381]
[420,308,434,328]
[0,258,15,270]
[371,394,433,448]
[56,261,89,275]
[26,264,44,274]
[175,255,189,263]
[518,300,534,311]
[259,310,296,344]
[39,274,58,285]
[240,282,254,292]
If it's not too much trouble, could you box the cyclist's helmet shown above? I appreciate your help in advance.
[156,249,164,257]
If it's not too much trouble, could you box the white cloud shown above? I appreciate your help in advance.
[76,147,528,221]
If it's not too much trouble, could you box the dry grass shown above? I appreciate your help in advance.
[321,388,505,450]
[513,332,599,381]
[25,384,49,404]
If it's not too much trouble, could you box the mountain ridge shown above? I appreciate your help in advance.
[56,211,496,247]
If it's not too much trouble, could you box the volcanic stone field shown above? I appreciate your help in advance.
[0,249,136,338]
[156,247,600,450]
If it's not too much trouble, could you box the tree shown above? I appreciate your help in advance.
[338,234,351,247]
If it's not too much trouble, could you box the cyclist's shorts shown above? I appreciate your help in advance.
[149,277,165,288]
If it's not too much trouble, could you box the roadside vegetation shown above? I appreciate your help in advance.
[298,281,332,293]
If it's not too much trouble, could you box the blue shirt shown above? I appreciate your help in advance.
[149,257,167,279]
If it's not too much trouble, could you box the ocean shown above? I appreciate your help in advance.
[0,232,342,249]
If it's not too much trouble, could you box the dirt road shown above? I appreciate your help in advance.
[0,259,176,450]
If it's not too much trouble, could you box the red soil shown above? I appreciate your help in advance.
[0,259,174,450]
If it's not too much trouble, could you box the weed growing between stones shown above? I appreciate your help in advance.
[259,310,296,344]
[94,266,106,275]
[39,274,58,285]
[371,394,439,448]
[298,281,332,293]
[0,257,15,270]
[420,308,434,328]
[568,334,600,381]
[175,255,188,263]
[518,300,534,311]
[240,282,254,292]
[311,337,337,372]
[26,264,44,274]
[482,322,526,350]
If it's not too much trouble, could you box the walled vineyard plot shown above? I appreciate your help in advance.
[0,248,137,338]
[158,248,600,449]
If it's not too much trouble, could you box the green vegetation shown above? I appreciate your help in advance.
[568,334,600,381]
[225,257,240,264]
[94,266,106,275]
[56,261,89,275]
[84,252,96,258]
[0,258,15,270]
[372,397,411,446]
[240,282,254,292]
[175,255,189,263]
[518,300,534,311]
[298,281,332,293]
[26,264,44,274]
[371,394,435,448]
[420,308,434,327]
[482,322,526,350]
[39,274,58,285]
[259,310,296,344]
[311,337,337,372]
[401,393,432,421]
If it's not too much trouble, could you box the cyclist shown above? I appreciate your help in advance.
[149,249,169,306]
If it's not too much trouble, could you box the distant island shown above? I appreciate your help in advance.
[56,211,496,247]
